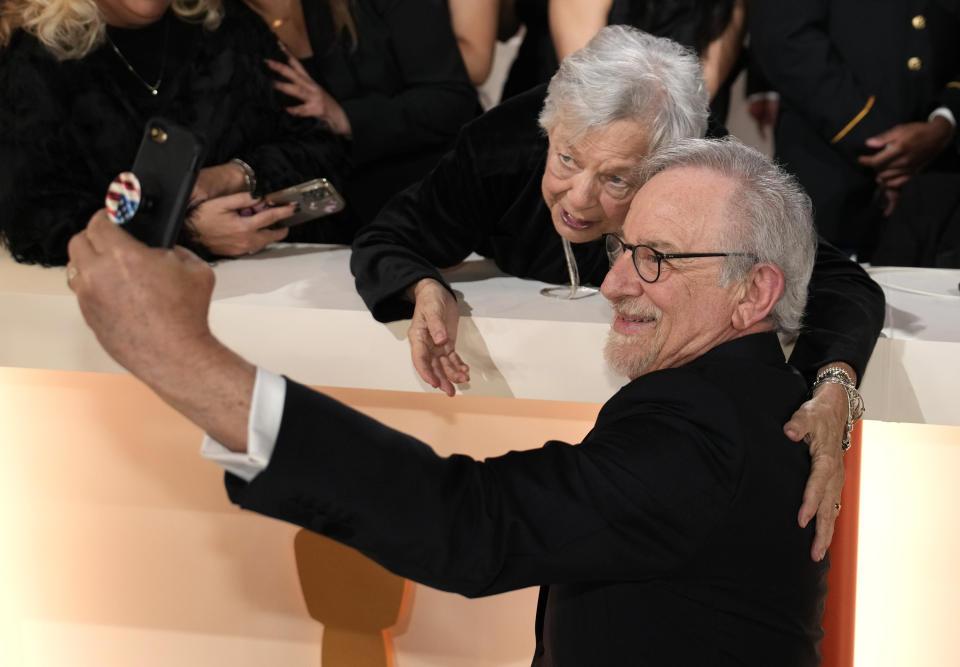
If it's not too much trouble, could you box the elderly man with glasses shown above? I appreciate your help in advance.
[69,137,833,665]
[351,25,883,560]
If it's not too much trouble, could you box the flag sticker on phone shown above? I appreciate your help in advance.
[105,172,142,225]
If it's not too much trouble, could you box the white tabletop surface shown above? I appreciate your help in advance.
[2,246,958,422]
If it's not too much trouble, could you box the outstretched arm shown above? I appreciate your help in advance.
[67,212,255,451]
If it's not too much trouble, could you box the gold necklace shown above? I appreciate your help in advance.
[105,18,171,96]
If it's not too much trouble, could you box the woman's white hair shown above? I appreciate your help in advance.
[1,0,223,60]
[539,25,708,152]
[636,137,817,336]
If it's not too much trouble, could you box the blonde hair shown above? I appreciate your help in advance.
[1,0,224,60]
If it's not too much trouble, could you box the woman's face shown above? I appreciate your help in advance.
[97,0,173,28]
[541,118,652,244]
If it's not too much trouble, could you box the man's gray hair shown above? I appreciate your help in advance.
[637,137,816,336]
[539,25,708,151]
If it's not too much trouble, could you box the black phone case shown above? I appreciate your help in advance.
[126,118,204,247]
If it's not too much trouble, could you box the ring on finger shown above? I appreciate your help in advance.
[834,503,842,513]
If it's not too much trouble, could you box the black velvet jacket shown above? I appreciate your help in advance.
[350,85,886,384]
[226,333,828,665]
[0,0,346,265]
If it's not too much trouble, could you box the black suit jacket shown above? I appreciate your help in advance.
[225,332,828,666]
[350,85,886,384]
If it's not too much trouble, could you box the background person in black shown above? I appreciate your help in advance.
[65,138,830,666]
[350,26,885,559]
[500,0,745,125]
[244,0,481,225]
[0,0,346,264]
[750,0,960,257]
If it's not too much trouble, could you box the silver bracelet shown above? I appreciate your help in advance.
[812,366,865,452]
[230,158,257,194]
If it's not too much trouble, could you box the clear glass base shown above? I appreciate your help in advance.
[539,285,599,300]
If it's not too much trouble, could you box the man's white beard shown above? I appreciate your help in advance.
[604,329,657,379]
[604,297,661,378]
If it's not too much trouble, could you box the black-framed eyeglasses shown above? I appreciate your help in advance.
[603,234,757,284]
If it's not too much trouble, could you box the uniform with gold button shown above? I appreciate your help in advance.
[751,0,960,252]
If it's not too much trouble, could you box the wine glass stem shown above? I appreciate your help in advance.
[562,238,580,296]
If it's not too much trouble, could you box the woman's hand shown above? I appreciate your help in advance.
[192,163,249,203]
[189,191,295,256]
[266,51,352,136]
[407,278,469,397]
[783,367,854,562]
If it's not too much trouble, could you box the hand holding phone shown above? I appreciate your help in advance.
[263,177,345,227]
[118,118,204,247]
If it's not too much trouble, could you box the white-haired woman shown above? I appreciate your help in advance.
[0,0,348,265]
[350,26,885,559]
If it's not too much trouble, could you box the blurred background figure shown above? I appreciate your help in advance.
[750,0,960,261]
[498,0,746,126]
[244,0,481,224]
[448,0,500,88]
[0,0,347,265]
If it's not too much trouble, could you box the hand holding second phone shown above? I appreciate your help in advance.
[192,162,249,203]
[190,191,295,256]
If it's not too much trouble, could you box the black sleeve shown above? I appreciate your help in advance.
[788,236,885,385]
[0,40,103,266]
[349,121,501,322]
[339,0,479,165]
[225,378,735,597]
[749,0,899,162]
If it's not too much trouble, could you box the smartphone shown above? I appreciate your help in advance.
[263,178,345,227]
[125,118,204,247]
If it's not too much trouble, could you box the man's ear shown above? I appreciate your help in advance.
[731,263,785,330]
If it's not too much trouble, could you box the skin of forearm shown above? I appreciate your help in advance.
[142,333,257,453]
[549,0,611,62]
[701,0,746,98]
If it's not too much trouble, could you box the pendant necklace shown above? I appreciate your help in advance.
[105,17,171,96]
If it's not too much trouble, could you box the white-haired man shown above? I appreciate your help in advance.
[69,137,834,664]
[351,25,883,558]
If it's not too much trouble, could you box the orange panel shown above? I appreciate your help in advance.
[820,423,862,667]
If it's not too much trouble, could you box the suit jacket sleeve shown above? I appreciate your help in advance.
[337,0,479,166]
[789,236,885,384]
[224,378,737,597]
[749,0,899,161]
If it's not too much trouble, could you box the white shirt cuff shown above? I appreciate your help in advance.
[200,367,286,482]
[929,106,956,128]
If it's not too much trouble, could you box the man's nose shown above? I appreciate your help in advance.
[601,251,644,301]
